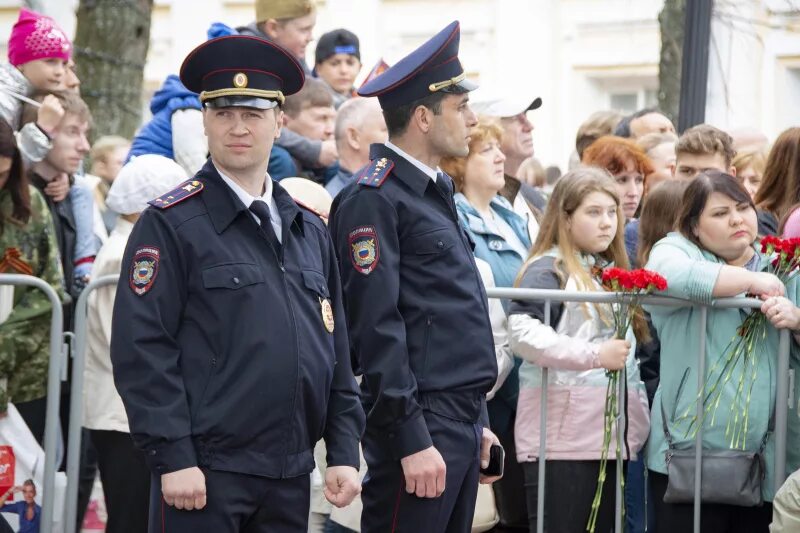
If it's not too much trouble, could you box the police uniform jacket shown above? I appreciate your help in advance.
[329,143,497,460]
[110,160,364,478]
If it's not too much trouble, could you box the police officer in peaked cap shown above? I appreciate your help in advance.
[110,35,364,532]
[328,21,503,532]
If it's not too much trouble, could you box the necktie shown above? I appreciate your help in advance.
[249,200,281,253]
[435,172,453,198]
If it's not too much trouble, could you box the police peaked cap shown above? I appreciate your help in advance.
[180,35,305,110]
[358,21,477,109]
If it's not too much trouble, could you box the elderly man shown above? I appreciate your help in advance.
[325,98,387,198]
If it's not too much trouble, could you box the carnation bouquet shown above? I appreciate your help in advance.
[679,236,800,449]
[586,267,667,533]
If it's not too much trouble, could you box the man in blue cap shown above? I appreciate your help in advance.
[329,21,503,532]
[110,35,364,532]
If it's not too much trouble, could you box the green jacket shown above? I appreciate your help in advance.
[644,232,780,501]
[0,185,66,410]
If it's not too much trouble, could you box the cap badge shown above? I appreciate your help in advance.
[233,72,249,88]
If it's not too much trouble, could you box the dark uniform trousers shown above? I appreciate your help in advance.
[111,161,364,533]
[361,411,482,533]
[330,144,498,533]
[149,470,310,533]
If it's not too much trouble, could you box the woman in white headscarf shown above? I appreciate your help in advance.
[83,154,186,533]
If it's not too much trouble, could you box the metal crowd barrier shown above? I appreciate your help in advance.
[0,274,64,533]
[64,274,118,533]
[486,287,793,533]
[52,280,792,533]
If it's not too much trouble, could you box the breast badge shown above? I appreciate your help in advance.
[348,226,379,275]
[129,246,160,296]
[320,297,335,333]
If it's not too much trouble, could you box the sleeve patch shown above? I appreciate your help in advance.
[357,158,394,188]
[129,247,160,296]
[348,226,380,275]
[148,180,204,209]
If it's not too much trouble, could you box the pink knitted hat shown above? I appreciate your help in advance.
[8,8,72,67]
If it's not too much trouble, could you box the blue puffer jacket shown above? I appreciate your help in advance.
[127,75,202,162]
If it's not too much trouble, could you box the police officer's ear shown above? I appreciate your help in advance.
[273,107,284,140]
[412,104,434,135]
[201,106,209,137]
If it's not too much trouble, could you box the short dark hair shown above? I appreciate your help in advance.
[675,124,736,167]
[678,170,754,249]
[383,91,447,138]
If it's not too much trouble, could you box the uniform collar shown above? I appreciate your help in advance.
[215,162,274,211]
[199,160,304,235]
[371,143,435,197]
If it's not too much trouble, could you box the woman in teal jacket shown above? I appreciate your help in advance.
[441,119,532,529]
[644,171,796,531]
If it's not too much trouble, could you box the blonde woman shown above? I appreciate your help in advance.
[509,167,650,532]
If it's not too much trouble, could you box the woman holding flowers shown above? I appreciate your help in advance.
[645,170,793,531]
[508,167,651,532]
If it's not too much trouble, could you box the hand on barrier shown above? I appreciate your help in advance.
[748,272,785,299]
[323,465,361,508]
[161,466,206,511]
[400,445,446,498]
[761,296,800,330]
[598,339,630,371]
[36,94,65,136]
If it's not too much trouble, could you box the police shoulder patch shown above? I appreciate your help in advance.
[348,226,379,275]
[357,157,394,188]
[147,180,204,209]
[129,246,160,296]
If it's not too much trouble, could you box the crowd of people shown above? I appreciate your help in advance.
[0,1,799,533]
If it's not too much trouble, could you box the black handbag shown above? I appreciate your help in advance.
[660,401,769,506]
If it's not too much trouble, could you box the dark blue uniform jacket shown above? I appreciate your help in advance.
[110,160,364,478]
[329,143,497,461]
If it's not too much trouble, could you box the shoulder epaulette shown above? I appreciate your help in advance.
[294,199,328,223]
[357,157,394,188]
[148,179,204,209]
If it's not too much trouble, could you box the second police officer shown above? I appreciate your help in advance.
[329,21,503,532]
[110,35,364,532]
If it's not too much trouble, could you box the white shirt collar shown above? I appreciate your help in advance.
[214,163,273,207]
[214,163,283,243]
[384,140,439,182]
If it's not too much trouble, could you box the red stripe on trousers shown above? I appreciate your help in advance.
[391,479,404,532]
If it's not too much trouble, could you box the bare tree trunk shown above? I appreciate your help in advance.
[658,0,686,124]
[73,0,153,141]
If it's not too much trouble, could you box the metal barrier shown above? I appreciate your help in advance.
[0,274,64,533]
[64,274,118,533]
[486,287,792,533]
[56,280,792,533]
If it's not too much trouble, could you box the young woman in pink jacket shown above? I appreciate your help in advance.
[508,167,651,532]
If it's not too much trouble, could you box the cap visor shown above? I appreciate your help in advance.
[204,96,279,110]
[528,97,543,111]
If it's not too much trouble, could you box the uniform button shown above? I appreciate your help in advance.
[232,277,240,284]
[437,241,444,248]
[149,450,157,456]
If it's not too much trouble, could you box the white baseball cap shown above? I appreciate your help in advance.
[470,95,542,118]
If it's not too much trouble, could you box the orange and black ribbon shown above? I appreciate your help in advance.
[0,247,33,275]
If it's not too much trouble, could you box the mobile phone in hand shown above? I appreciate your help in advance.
[480,443,504,477]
